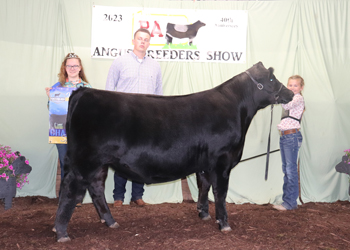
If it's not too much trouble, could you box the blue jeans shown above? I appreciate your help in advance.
[56,143,67,180]
[113,172,144,202]
[279,131,302,210]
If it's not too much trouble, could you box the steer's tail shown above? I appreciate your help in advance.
[66,87,88,141]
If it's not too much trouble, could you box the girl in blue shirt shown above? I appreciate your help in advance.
[45,53,91,199]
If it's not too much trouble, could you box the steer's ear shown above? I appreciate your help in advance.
[268,67,274,80]
[255,61,264,68]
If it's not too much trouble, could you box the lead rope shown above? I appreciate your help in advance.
[265,104,274,180]
[245,70,280,180]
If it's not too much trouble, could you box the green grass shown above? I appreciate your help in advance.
[162,43,198,50]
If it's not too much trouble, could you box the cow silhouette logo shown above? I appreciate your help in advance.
[165,20,206,48]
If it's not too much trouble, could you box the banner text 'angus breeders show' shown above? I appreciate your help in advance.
[91,6,247,63]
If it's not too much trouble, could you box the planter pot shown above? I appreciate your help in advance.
[335,155,350,174]
[0,177,17,210]
[335,155,350,195]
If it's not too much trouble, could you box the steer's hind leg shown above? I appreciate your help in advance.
[54,170,86,242]
[196,172,211,220]
[87,166,118,229]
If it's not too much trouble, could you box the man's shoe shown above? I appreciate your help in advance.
[272,204,287,211]
[130,199,146,207]
[113,200,123,207]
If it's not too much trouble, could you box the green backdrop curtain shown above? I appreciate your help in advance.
[1,0,349,204]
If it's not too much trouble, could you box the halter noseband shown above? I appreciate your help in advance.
[245,71,283,103]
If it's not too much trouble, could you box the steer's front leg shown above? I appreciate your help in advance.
[212,168,232,232]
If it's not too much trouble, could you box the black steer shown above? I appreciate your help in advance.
[165,20,206,46]
[53,62,294,242]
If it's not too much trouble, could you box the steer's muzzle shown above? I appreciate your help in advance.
[277,85,294,104]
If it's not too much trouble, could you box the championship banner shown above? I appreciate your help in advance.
[48,88,76,144]
[91,6,247,63]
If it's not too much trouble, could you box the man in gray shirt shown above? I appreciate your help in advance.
[105,28,163,207]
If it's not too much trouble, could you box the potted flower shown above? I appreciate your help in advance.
[345,149,350,162]
[0,145,32,210]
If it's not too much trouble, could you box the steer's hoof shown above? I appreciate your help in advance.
[220,226,232,233]
[52,227,56,233]
[201,215,211,221]
[101,219,105,223]
[109,222,119,228]
[199,211,211,221]
[57,236,71,243]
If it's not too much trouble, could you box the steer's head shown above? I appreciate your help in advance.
[246,62,294,109]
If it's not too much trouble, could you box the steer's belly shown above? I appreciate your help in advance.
[112,164,193,184]
[110,153,206,185]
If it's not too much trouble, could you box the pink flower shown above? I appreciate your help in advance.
[25,160,29,165]
[1,144,30,188]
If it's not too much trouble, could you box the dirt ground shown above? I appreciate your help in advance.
[1,196,350,250]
